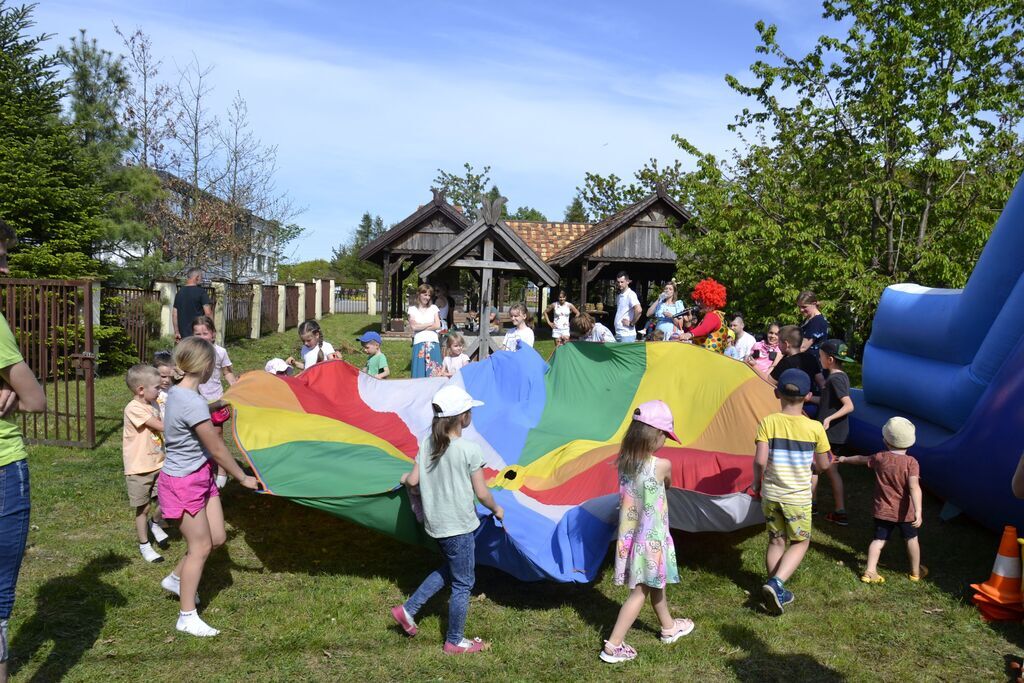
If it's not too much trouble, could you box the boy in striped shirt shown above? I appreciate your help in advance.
[751,368,832,615]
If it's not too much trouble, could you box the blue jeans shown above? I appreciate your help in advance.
[404,532,475,645]
[0,459,30,624]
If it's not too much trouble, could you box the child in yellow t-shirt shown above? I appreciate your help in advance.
[123,364,169,563]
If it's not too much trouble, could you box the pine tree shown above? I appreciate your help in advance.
[563,197,588,222]
[0,2,105,277]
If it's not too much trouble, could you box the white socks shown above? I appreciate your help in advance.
[150,520,169,546]
[139,542,164,563]
[176,609,219,637]
[161,572,200,604]
[215,474,228,489]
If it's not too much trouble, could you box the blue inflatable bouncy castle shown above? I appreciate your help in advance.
[849,171,1024,530]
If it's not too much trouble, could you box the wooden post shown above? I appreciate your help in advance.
[328,278,336,314]
[296,282,306,325]
[367,280,377,317]
[381,251,391,332]
[212,282,227,346]
[580,261,589,309]
[153,279,177,339]
[479,237,494,359]
[277,284,286,333]
[249,283,262,339]
[91,281,102,327]
[314,279,323,320]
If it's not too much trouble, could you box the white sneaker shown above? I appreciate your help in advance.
[176,611,219,637]
[215,474,228,489]
[150,521,169,548]
[161,573,200,604]
[139,542,164,563]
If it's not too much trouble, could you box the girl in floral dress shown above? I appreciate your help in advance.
[601,400,695,664]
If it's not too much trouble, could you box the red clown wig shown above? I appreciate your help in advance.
[691,278,727,310]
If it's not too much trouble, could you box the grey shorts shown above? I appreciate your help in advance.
[125,471,160,507]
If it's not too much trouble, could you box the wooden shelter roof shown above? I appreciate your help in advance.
[418,210,560,287]
[505,221,594,262]
[548,186,691,267]
[358,189,470,263]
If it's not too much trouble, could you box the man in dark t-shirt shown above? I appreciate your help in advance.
[172,268,213,342]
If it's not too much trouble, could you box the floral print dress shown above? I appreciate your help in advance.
[613,456,679,589]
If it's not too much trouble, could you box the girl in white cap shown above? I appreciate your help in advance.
[391,385,504,654]
[601,400,694,664]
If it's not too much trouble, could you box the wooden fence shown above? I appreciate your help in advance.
[223,283,254,342]
[261,284,278,335]
[304,282,316,320]
[285,284,299,329]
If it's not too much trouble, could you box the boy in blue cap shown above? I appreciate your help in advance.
[751,368,832,615]
[357,331,389,379]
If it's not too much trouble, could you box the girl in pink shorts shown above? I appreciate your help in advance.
[157,337,258,637]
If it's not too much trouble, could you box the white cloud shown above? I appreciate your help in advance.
[34,1,753,261]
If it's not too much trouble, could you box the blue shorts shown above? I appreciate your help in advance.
[873,518,918,541]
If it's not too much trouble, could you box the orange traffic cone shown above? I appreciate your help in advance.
[971,526,1024,621]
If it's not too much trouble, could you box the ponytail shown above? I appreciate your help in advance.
[429,409,470,462]
[317,338,325,363]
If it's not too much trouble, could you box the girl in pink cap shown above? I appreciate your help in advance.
[600,400,694,663]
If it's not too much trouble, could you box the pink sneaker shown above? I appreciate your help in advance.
[443,637,489,654]
[390,605,417,636]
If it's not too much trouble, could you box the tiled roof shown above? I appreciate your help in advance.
[505,221,594,262]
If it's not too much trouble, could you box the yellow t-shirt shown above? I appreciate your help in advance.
[122,398,165,475]
[756,412,830,506]
[0,313,28,468]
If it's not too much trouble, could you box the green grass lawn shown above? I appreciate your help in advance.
[8,314,1023,681]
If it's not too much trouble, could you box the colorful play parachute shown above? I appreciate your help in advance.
[226,343,779,582]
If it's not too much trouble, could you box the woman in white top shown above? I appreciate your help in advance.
[544,289,580,346]
[408,284,442,378]
[500,303,535,352]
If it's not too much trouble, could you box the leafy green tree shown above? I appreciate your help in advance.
[0,2,106,277]
[509,206,547,221]
[331,212,387,281]
[662,0,1024,344]
[576,158,684,220]
[433,163,491,220]
[563,196,588,222]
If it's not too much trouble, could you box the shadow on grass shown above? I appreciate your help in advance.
[221,489,625,637]
[719,624,844,682]
[10,552,129,683]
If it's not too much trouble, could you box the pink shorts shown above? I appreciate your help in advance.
[157,461,219,519]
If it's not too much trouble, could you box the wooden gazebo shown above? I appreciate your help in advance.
[547,185,692,306]
[417,197,558,358]
[358,189,470,333]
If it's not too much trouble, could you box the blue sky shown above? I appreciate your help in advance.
[33,0,831,263]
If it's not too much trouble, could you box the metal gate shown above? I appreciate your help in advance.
[1,279,95,448]
[102,286,160,363]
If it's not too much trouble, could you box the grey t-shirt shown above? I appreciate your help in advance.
[417,436,486,539]
[162,385,213,476]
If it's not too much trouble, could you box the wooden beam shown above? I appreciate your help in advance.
[582,260,609,285]
[450,258,526,271]
[381,251,391,331]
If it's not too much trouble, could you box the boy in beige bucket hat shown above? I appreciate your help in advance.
[837,416,925,583]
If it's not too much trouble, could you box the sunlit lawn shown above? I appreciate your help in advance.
[8,314,1022,681]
